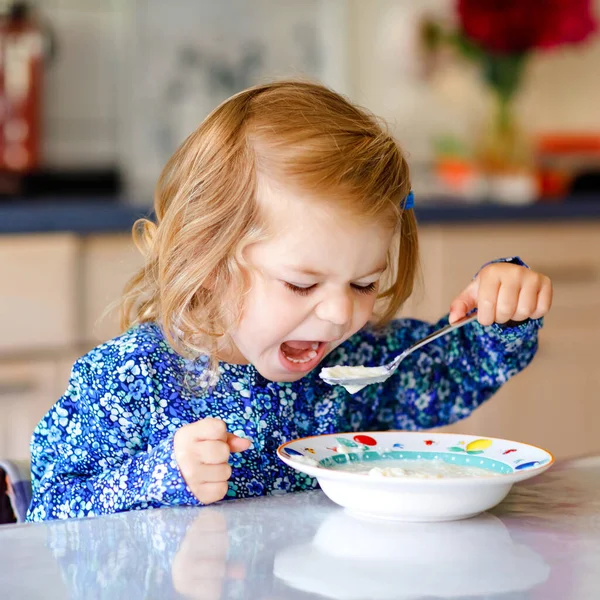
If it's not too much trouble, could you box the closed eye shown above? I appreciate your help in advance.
[283,281,377,296]
[284,282,317,296]
[351,282,377,295]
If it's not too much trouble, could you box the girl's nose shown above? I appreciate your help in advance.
[315,289,353,327]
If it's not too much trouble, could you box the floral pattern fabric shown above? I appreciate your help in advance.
[27,308,541,522]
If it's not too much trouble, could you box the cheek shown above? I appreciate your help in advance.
[237,277,305,339]
[352,294,378,330]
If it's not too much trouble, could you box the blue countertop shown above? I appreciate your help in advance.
[0,199,150,235]
[1,196,600,235]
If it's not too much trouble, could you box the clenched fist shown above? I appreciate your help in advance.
[174,417,251,505]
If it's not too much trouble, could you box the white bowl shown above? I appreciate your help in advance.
[277,432,554,522]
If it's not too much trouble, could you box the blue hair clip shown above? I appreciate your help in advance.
[403,190,415,210]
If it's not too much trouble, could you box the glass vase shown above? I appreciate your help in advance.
[476,92,538,204]
[477,93,533,171]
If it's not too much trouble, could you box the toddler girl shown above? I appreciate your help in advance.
[27,81,552,521]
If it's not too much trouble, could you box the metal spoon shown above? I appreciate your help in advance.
[319,313,478,393]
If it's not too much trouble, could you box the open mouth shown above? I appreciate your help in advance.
[279,340,327,373]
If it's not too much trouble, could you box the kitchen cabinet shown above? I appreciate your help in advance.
[81,234,144,344]
[0,234,78,355]
[0,233,140,459]
[418,223,600,458]
[0,361,61,460]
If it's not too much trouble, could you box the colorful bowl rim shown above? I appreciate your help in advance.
[277,431,555,482]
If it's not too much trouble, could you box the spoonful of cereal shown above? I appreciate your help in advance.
[319,313,478,393]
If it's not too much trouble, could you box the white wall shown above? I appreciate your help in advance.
[37,0,126,168]
[33,0,600,184]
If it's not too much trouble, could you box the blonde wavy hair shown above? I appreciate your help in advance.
[120,80,419,362]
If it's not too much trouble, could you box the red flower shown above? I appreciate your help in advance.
[457,0,597,54]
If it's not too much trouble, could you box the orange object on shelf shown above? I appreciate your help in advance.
[435,158,476,189]
[537,134,600,154]
[535,133,600,199]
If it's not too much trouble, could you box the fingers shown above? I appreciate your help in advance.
[530,275,553,320]
[493,277,520,324]
[196,440,231,464]
[192,463,232,484]
[186,417,229,442]
[191,434,251,463]
[179,464,232,503]
[174,418,252,507]
[465,263,553,326]
[449,280,478,324]
[194,481,230,505]
[511,275,541,322]
[179,420,251,456]
[227,433,252,453]
[475,269,501,326]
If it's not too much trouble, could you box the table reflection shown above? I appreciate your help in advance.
[274,510,549,599]
[171,508,246,600]
[3,458,600,600]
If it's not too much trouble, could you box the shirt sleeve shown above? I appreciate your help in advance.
[334,256,542,431]
[27,354,199,522]
[338,316,541,431]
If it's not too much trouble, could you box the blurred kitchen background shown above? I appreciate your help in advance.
[1,0,599,462]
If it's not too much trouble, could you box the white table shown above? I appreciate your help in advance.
[1,455,599,599]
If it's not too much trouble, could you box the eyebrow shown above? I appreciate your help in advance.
[285,265,388,278]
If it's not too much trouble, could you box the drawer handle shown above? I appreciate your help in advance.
[0,381,37,396]
[534,265,599,285]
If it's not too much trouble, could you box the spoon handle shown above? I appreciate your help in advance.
[395,313,478,366]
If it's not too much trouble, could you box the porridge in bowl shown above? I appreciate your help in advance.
[330,458,502,479]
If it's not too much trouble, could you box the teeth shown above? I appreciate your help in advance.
[281,342,320,365]
[288,356,310,364]
[286,350,318,364]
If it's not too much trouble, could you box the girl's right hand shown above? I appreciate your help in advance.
[174,417,252,504]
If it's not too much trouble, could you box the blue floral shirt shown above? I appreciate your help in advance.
[27,307,541,522]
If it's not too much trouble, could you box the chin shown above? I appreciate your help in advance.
[257,368,309,383]
[253,358,315,383]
